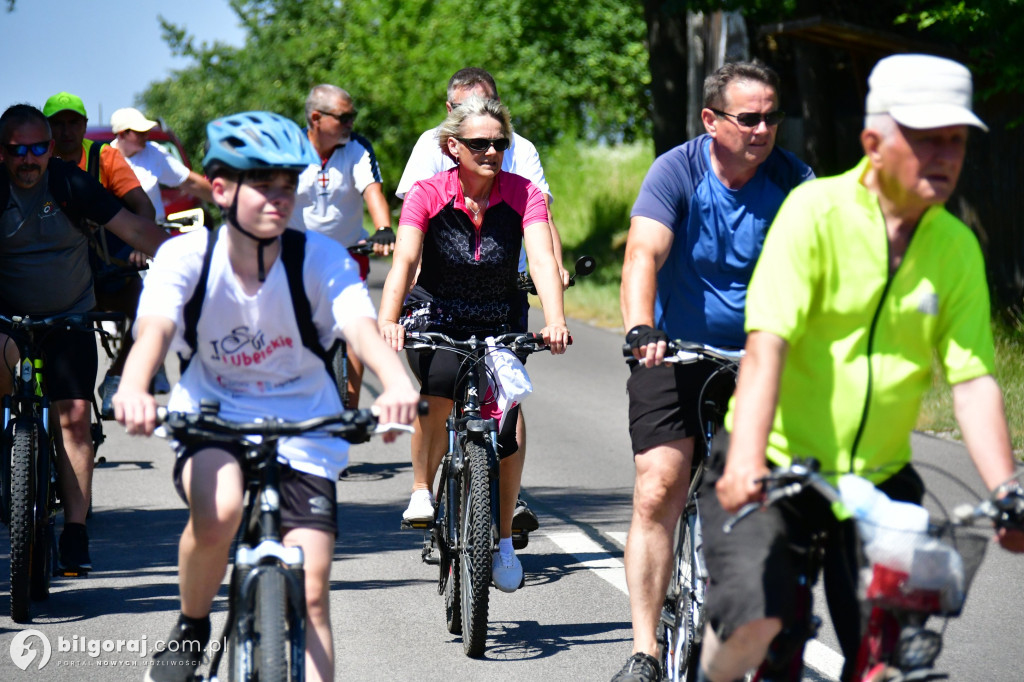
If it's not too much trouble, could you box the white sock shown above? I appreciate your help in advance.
[498,537,514,556]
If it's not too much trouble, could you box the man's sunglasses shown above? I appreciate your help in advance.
[318,110,357,125]
[456,137,510,152]
[4,141,51,157]
[710,109,785,128]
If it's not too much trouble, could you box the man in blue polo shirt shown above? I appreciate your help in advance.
[614,60,813,682]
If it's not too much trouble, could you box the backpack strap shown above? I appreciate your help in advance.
[280,229,329,366]
[180,225,220,364]
[179,227,331,373]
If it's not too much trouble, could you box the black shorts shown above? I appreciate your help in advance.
[406,343,522,459]
[172,443,338,535]
[626,360,734,455]
[700,431,924,674]
[37,327,99,402]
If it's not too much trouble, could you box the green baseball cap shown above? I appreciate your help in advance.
[43,91,87,119]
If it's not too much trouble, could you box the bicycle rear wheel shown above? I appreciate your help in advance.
[9,420,37,623]
[438,457,462,635]
[459,436,493,657]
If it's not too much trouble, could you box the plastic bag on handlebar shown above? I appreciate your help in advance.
[481,336,533,431]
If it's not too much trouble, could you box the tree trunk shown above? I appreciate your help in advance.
[643,0,689,157]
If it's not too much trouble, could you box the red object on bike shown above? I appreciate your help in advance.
[865,564,942,613]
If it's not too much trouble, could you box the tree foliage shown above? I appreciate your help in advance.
[139,0,648,196]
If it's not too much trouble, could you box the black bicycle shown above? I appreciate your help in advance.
[0,311,124,622]
[623,339,743,682]
[403,331,553,657]
[156,401,412,682]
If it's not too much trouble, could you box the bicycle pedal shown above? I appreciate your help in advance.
[55,567,90,578]
[401,518,431,530]
[511,530,529,550]
[421,544,440,565]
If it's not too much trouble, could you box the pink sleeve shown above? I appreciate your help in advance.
[521,180,549,230]
[398,182,431,232]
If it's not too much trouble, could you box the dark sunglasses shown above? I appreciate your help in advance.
[318,110,358,125]
[710,108,785,128]
[4,140,51,157]
[456,137,510,152]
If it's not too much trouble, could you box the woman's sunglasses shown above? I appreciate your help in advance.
[456,137,510,153]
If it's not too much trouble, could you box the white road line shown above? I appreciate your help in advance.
[540,529,844,681]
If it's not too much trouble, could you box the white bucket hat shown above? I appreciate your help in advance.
[865,54,988,132]
[110,107,158,134]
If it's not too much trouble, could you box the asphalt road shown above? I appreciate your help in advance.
[0,264,1021,681]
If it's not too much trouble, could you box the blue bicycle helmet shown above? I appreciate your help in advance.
[202,111,317,176]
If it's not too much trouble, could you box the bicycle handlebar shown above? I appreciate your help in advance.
[155,402,420,446]
[404,331,566,355]
[517,254,596,294]
[347,242,375,257]
[0,311,127,332]
[622,339,745,365]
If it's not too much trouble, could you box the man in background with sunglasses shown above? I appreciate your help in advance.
[291,83,395,411]
[615,60,813,682]
[0,104,167,576]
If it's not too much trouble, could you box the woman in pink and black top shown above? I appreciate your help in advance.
[379,96,569,592]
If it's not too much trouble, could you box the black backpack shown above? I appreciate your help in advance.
[179,227,333,374]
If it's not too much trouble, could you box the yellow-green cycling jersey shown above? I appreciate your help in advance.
[725,157,994,484]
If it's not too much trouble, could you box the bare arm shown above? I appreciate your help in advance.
[523,221,569,354]
[343,316,420,440]
[377,225,426,350]
[717,330,788,513]
[103,208,170,257]
[121,186,156,221]
[620,215,674,366]
[113,315,175,435]
[544,194,569,288]
[362,183,394,256]
[180,171,213,204]
[953,375,1017,490]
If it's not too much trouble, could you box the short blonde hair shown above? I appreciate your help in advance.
[438,95,513,161]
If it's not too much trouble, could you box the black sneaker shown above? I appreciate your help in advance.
[57,523,91,574]
[144,618,209,682]
[611,652,662,682]
[511,496,539,532]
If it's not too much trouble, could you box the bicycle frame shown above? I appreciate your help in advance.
[204,437,306,682]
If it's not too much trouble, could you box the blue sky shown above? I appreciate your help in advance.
[1,0,247,124]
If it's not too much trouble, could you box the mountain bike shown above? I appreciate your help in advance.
[622,339,743,681]
[0,311,124,622]
[402,331,554,657]
[725,458,1024,681]
[156,401,413,682]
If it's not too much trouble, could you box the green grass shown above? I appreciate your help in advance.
[543,138,654,329]
[917,317,1024,452]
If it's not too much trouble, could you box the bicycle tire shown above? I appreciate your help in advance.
[254,569,289,681]
[9,420,37,623]
[438,459,462,635]
[459,436,493,657]
[665,503,704,682]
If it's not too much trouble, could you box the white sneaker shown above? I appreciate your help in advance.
[491,551,523,593]
[402,490,435,523]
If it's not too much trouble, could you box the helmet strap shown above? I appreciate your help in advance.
[224,171,278,282]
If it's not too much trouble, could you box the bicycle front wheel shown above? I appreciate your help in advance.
[256,570,289,681]
[458,436,493,657]
[9,419,38,623]
[662,500,705,682]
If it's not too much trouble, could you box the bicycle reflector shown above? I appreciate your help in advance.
[895,626,942,671]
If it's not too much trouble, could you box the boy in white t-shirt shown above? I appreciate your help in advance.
[114,111,419,682]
